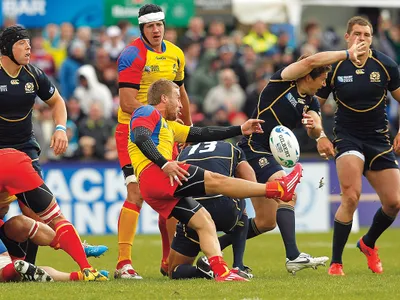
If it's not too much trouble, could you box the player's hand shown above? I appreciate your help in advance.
[301,113,315,130]
[348,37,367,65]
[317,137,336,160]
[162,161,190,186]
[50,130,68,156]
[241,119,264,135]
[393,132,400,155]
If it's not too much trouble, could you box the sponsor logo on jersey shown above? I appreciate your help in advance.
[25,82,35,93]
[285,92,297,108]
[337,76,353,83]
[355,69,365,75]
[370,72,380,83]
[0,85,7,92]
[10,79,19,85]
[144,65,160,72]
[155,56,166,60]
[258,157,269,168]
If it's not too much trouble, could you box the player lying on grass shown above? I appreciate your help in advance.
[128,78,303,281]
[0,215,108,282]
[0,148,107,281]
[167,141,254,280]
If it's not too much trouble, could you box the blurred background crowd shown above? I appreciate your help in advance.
[4,5,399,162]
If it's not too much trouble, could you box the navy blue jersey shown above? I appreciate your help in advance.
[177,141,246,199]
[244,69,321,152]
[0,63,56,145]
[316,49,400,135]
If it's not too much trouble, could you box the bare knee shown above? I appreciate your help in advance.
[382,199,400,217]
[127,182,143,206]
[340,188,360,213]
[4,216,32,242]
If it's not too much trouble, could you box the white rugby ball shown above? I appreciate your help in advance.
[269,125,300,168]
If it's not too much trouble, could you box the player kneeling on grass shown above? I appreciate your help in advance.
[129,79,303,282]
[168,141,255,280]
[0,216,108,282]
[0,148,107,281]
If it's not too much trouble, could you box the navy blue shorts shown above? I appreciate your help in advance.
[0,136,42,177]
[171,196,245,257]
[239,142,283,183]
[334,127,398,173]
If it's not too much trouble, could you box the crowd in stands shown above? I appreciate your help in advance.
[6,14,399,161]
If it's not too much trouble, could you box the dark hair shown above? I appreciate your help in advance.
[138,4,163,18]
[347,16,373,35]
[297,54,332,79]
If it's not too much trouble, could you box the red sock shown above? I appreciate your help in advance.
[265,181,283,198]
[69,271,83,281]
[158,215,170,264]
[50,220,91,270]
[208,256,229,277]
[2,263,19,281]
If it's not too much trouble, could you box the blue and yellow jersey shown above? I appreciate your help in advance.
[317,49,400,135]
[129,105,190,177]
[117,38,185,124]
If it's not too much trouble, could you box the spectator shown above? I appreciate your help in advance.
[183,42,201,87]
[103,26,125,61]
[219,44,248,90]
[59,39,86,99]
[73,64,114,119]
[164,28,178,44]
[203,68,246,116]
[179,16,206,48]
[66,96,86,125]
[30,35,56,81]
[77,102,115,160]
[243,21,278,56]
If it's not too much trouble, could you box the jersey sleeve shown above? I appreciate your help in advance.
[308,96,321,115]
[118,44,146,89]
[233,144,247,163]
[386,58,400,92]
[169,121,190,143]
[174,47,185,83]
[30,65,56,101]
[130,106,160,132]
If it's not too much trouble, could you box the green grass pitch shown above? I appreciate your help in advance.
[2,228,400,300]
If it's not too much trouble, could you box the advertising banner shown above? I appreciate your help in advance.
[7,161,331,235]
[104,0,194,27]
[2,0,104,28]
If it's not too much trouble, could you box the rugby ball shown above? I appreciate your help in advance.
[269,125,300,168]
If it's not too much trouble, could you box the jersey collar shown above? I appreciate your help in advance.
[141,37,166,53]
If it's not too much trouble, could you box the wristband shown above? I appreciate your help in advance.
[55,125,66,132]
[345,50,349,60]
[316,131,327,142]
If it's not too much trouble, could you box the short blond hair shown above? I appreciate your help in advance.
[147,79,179,105]
[347,16,373,35]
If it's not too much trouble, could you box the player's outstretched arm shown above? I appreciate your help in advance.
[281,39,367,81]
[185,119,264,143]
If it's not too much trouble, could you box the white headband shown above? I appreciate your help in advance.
[138,12,165,24]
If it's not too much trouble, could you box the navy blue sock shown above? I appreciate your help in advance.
[232,214,249,269]
[363,207,395,248]
[276,205,300,260]
[218,218,261,250]
[331,219,352,264]
[171,264,208,279]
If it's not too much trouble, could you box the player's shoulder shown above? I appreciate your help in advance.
[118,39,146,65]
[164,40,184,56]
[24,64,45,78]
[371,49,398,68]
[134,105,158,117]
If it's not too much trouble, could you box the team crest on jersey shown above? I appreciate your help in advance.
[258,157,269,168]
[10,79,19,85]
[355,69,365,75]
[370,72,380,83]
[172,63,178,74]
[25,82,35,93]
